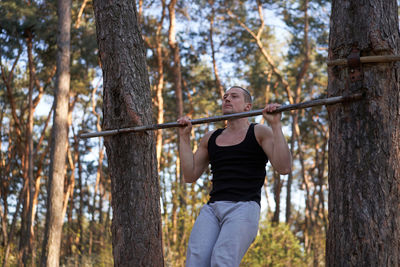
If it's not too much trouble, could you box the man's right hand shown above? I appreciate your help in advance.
[177,116,192,137]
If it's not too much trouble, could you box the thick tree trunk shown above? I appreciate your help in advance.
[42,0,71,266]
[327,1,400,266]
[92,0,164,266]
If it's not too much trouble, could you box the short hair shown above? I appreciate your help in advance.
[229,86,252,104]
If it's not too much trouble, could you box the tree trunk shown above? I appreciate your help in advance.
[25,28,35,266]
[92,0,164,266]
[42,0,71,266]
[2,183,26,267]
[209,2,224,99]
[18,29,35,267]
[77,136,84,259]
[272,171,282,224]
[327,1,400,266]
[0,111,9,249]
[155,0,166,172]
[287,0,310,225]
[168,0,184,118]
[168,0,186,254]
[62,100,77,260]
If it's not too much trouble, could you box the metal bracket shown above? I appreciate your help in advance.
[347,48,363,82]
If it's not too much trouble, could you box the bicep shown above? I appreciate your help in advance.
[256,125,274,159]
[193,145,209,178]
[192,132,212,180]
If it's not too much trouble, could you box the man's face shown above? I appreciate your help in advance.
[222,88,252,115]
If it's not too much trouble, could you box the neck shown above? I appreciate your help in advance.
[226,117,250,130]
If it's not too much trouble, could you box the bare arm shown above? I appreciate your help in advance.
[177,116,212,183]
[256,104,292,174]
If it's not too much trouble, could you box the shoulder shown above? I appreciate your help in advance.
[199,129,218,147]
[254,123,273,144]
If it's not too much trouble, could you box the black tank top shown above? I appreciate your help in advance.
[207,123,268,205]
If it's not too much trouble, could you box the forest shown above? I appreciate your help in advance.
[1,0,399,266]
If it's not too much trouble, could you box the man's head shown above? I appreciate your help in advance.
[229,86,252,104]
[222,86,252,114]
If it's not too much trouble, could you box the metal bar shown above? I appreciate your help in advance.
[327,55,400,66]
[79,93,363,139]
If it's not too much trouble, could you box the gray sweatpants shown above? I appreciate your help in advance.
[185,201,260,267]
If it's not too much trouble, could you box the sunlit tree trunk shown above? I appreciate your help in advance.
[168,0,184,119]
[327,0,400,265]
[286,122,295,224]
[155,0,166,172]
[74,0,89,29]
[288,0,310,226]
[61,96,77,259]
[76,140,84,259]
[93,0,164,265]
[0,131,7,245]
[209,1,224,99]
[41,0,71,265]
[272,171,282,223]
[168,0,186,251]
[31,106,53,245]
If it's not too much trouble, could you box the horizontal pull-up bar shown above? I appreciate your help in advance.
[79,93,363,139]
[327,55,400,66]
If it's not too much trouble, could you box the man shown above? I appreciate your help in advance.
[177,86,292,267]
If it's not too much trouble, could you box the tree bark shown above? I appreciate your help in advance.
[77,135,84,259]
[168,0,184,118]
[209,1,224,99]
[18,28,35,266]
[92,0,164,266]
[168,0,186,252]
[41,0,71,266]
[272,171,282,224]
[155,0,166,172]
[327,1,400,266]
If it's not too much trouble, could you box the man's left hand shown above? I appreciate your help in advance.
[263,103,282,126]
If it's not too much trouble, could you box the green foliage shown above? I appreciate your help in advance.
[241,220,308,267]
[60,219,113,267]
